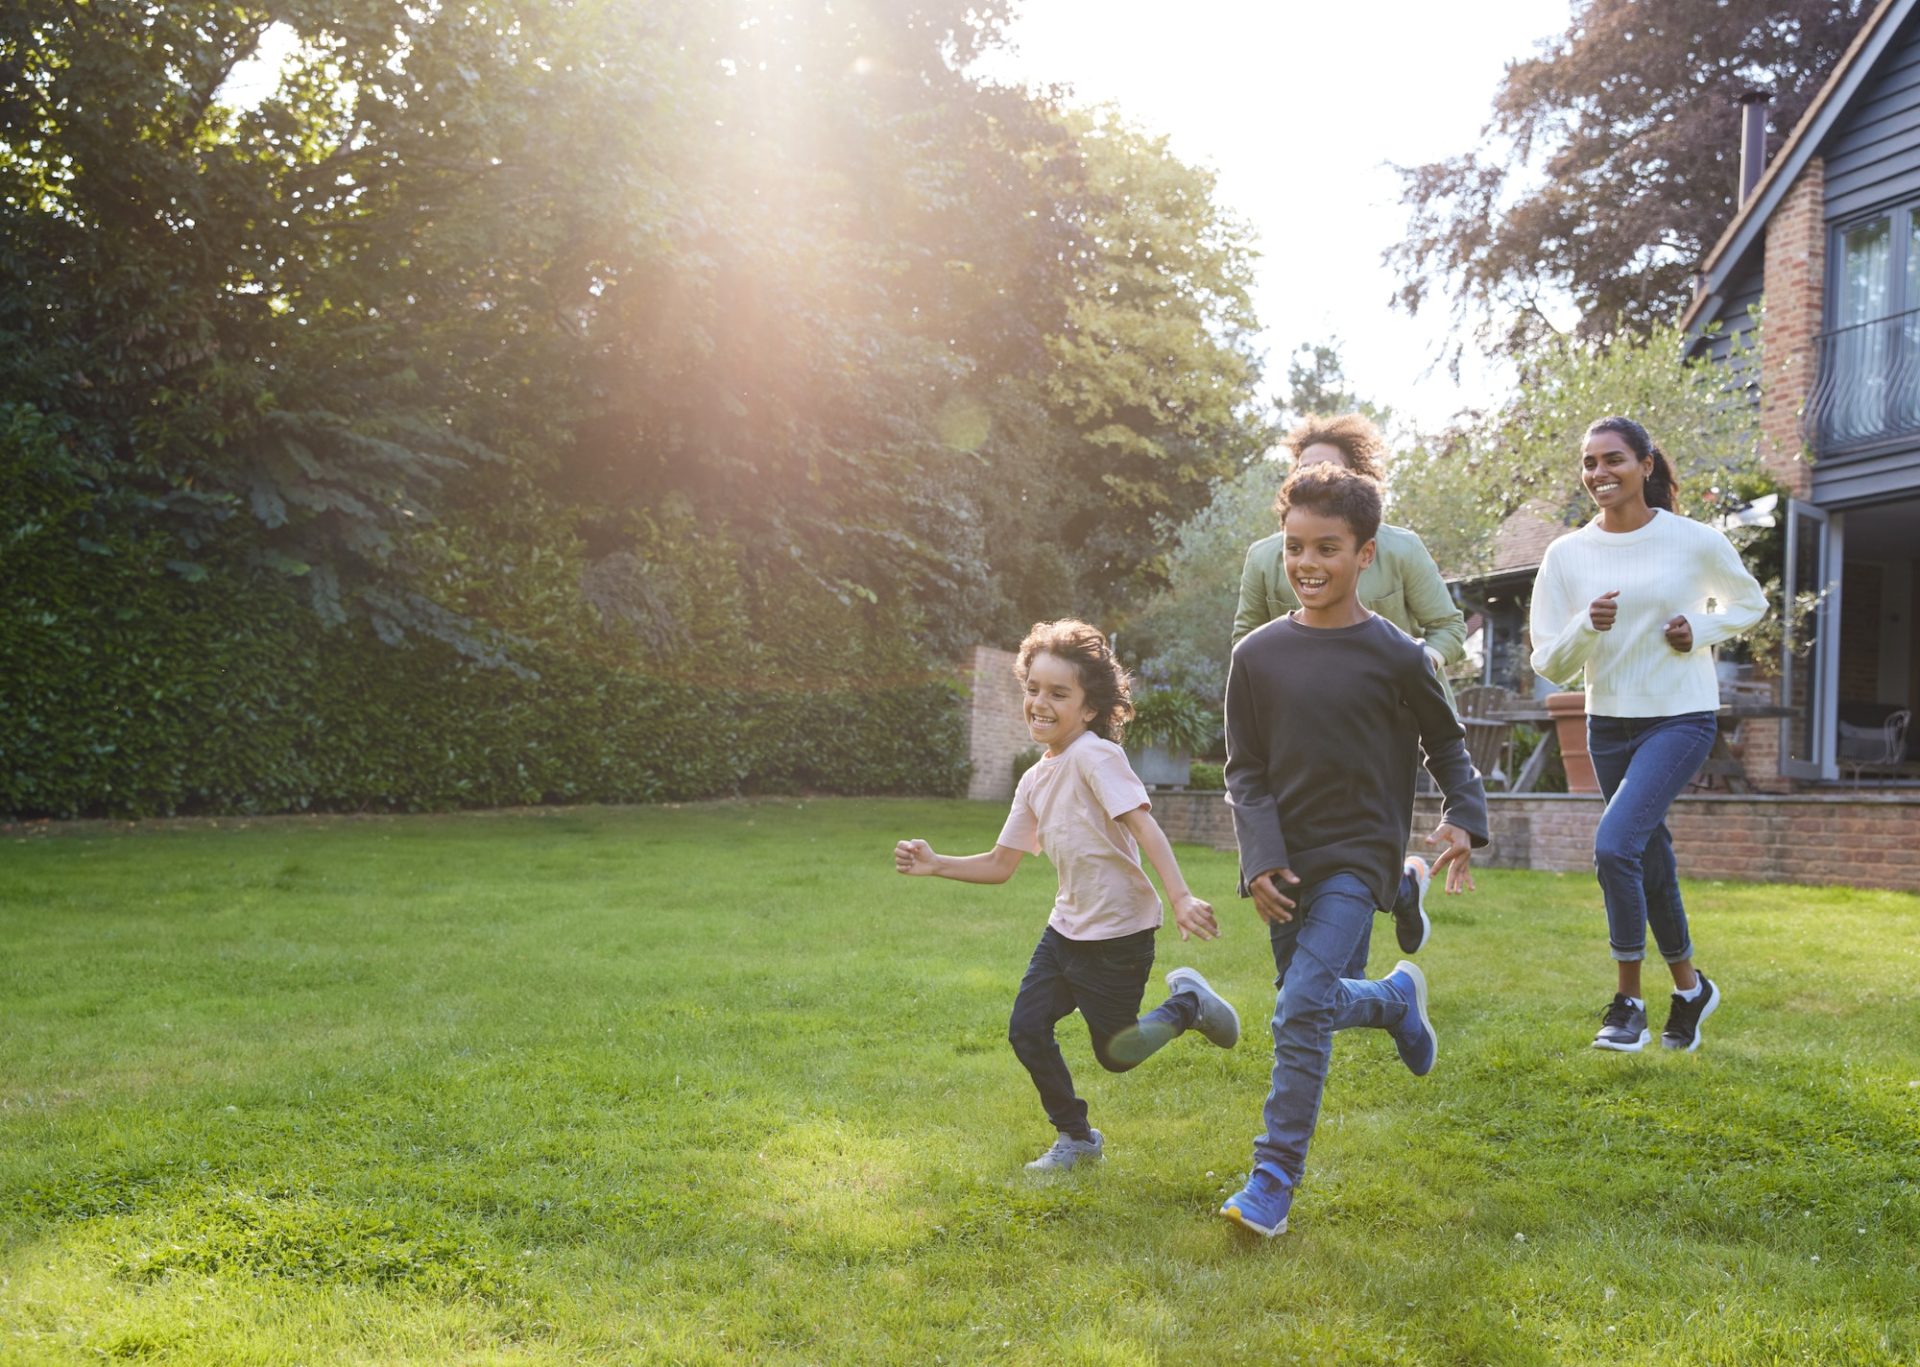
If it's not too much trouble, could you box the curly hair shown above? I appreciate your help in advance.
[1014,619,1133,743]
[1276,462,1382,546]
[1586,415,1679,513]
[1282,412,1388,482]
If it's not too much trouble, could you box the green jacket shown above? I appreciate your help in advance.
[1232,523,1467,709]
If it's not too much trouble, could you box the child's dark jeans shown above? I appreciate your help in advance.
[1007,926,1195,1138]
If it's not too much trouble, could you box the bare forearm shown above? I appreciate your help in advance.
[1118,809,1189,900]
[928,848,1020,884]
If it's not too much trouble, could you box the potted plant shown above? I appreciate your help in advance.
[1545,689,1599,794]
[1126,688,1217,787]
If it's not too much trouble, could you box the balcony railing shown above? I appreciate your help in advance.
[1805,308,1920,452]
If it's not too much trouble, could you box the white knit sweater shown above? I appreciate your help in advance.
[1529,509,1769,717]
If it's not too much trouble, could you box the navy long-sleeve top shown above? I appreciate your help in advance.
[1224,612,1490,912]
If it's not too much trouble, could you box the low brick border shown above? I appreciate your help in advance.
[1151,789,1920,893]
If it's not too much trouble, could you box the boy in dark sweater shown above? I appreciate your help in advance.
[1219,463,1488,1238]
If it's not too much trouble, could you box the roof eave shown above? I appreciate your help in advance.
[1680,0,1916,336]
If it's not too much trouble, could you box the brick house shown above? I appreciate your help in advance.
[1684,0,1920,787]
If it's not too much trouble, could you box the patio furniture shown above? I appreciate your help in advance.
[1483,699,1795,794]
[1840,708,1912,786]
[1454,685,1518,790]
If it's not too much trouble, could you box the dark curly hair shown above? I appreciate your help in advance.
[1276,462,1382,546]
[1283,412,1388,482]
[1586,416,1679,512]
[1014,619,1133,743]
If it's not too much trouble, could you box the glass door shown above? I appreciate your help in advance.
[1781,500,1843,780]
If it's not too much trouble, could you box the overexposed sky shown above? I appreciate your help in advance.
[974,0,1574,434]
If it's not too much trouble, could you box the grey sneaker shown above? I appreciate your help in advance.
[1165,967,1241,1049]
[1026,1129,1103,1172]
[1593,994,1650,1052]
[1391,856,1432,954]
[1661,973,1721,1051]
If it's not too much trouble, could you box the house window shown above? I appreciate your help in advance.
[1813,205,1920,449]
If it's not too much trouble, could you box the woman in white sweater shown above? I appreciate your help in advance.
[1529,417,1767,1054]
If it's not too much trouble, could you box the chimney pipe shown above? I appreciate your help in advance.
[1739,91,1771,206]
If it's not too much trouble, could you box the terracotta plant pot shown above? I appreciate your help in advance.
[1546,691,1599,794]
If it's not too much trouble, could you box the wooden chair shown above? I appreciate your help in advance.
[1841,708,1912,786]
[1453,685,1517,790]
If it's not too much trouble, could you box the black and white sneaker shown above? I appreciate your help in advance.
[1390,856,1432,955]
[1661,973,1721,1052]
[1593,993,1650,1052]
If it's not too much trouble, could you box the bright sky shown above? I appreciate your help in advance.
[973,0,1574,435]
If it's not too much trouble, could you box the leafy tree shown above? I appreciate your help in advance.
[1275,341,1393,433]
[966,109,1271,643]
[1391,0,1870,358]
[1120,458,1282,702]
[1389,319,1767,580]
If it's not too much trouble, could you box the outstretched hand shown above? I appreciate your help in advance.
[1250,868,1301,924]
[893,839,937,876]
[1426,823,1476,893]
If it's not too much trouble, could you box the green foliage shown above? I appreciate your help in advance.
[1123,460,1284,700]
[1186,760,1224,791]
[0,495,964,818]
[1275,341,1394,432]
[1126,687,1217,755]
[1012,746,1042,785]
[1392,0,1871,357]
[1,2,1269,816]
[1391,320,1767,580]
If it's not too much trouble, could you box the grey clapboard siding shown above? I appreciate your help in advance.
[1826,11,1920,224]
[1811,444,1920,504]
[1697,271,1765,372]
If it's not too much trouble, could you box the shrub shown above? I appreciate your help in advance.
[1186,761,1224,790]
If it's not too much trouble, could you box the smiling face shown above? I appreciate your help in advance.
[1021,651,1098,756]
[1581,428,1653,513]
[1283,504,1375,619]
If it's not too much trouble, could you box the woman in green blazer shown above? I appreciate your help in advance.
[1231,412,1468,969]
[1232,414,1467,706]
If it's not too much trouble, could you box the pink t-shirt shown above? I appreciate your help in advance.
[997,732,1162,940]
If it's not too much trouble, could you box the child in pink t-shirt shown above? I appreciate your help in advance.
[894,619,1240,1172]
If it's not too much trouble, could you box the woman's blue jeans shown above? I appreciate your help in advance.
[1586,712,1717,965]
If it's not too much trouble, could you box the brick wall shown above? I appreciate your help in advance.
[1151,789,1920,893]
[964,646,1030,802]
[1760,158,1824,498]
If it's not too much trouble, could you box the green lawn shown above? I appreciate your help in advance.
[2,800,1917,1365]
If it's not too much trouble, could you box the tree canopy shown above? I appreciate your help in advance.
[1391,0,1871,357]
[3,1,1268,669]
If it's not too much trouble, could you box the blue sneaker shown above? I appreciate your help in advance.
[1391,856,1432,954]
[1219,1161,1292,1237]
[1384,959,1437,1076]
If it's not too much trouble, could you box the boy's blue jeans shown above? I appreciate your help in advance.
[1338,866,1422,979]
[1251,873,1412,1184]
[1587,712,1716,965]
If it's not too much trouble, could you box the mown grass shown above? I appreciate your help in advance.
[2,799,1916,1365]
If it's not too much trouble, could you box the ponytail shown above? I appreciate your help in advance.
[1643,442,1677,512]
[1587,416,1678,512]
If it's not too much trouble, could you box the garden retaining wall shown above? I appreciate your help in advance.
[1150,790,1920,893]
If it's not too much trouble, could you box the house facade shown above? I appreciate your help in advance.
[1681,0,1920,787]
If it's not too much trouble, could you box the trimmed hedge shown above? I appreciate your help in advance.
[1,501,968,818]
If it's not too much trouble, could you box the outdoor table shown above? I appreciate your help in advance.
[1488,703,1794,794]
